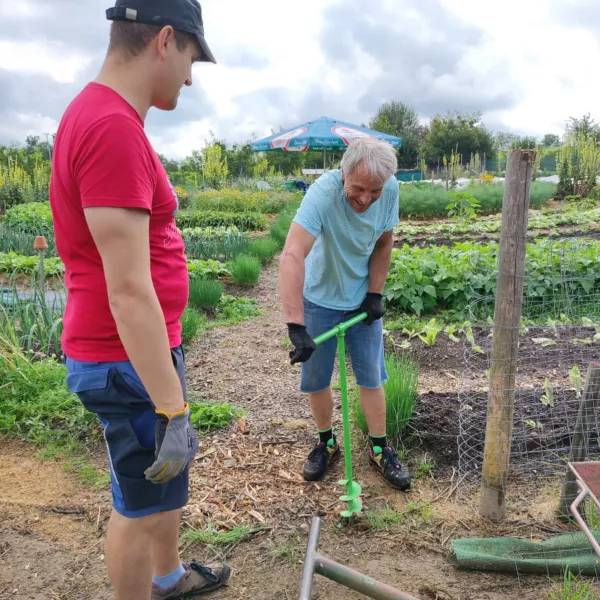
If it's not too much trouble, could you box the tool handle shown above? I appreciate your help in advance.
[313,312,368,346]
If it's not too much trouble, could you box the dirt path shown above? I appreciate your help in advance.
[0,262,592,599]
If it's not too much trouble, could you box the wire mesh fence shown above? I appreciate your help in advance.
[458,236,600,482]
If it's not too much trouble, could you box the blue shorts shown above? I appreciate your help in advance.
[301,299,387,394]
[64,347,189,519]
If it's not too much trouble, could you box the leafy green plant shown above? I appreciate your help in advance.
[415,454,436,478]
[352,354,419,445]
[0,252,64,278]
[417,319,442,346]
[569,366,583,398]
[182,226,248,261]
[188,278,223,310]
[540,378,555,408]
[231,254,261,286]
[187,259,231,280]
[366,506,405,531]
[189,402,245,430]
[213,295,260,326]
[247,237,280,264]
[3,201,54,236]
[445,192,481,221]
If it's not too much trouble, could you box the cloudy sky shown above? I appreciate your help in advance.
[0,0,597,159]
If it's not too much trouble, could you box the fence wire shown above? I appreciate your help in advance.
[458,236,600,481]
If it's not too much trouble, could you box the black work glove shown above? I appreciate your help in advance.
[287,323,316,365]
[360,292,386,326]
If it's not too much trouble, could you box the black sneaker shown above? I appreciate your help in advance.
[369,446,411,491]
[303,440,341,481]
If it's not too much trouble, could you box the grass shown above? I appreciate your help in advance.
[352,354,419,445]
[180,307,207,345]
[0,335,97,447]
[266,534,303,564]
[188,278,223,309]
[548,571,600,600]
[414,454,436,479]
[365,502,434,532]
[248,237,280,264]
[181,523,260,546]
[231,254,261,286]
[188,401,245,430]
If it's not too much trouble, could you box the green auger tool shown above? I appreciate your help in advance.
[312,312,368,518]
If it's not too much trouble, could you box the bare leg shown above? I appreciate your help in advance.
[152,509,183,577]
[105,508,182,599]
[105,509,155,600]
[309,387,334,431]
[359,386,386,437]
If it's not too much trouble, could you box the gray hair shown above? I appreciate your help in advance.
[340,138,398,183]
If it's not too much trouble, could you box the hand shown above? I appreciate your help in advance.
[287,323,316,365]
[145,402,198,484]
[360,292,386,326]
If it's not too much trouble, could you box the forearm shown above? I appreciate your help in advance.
[109,285,185,414]
[368,239,394,294]
[279,251,306,325]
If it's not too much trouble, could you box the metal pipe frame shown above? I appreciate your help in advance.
[298,517,419,600]
[569,464,600,558]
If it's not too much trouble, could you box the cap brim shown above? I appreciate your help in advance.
[196,34,216,64]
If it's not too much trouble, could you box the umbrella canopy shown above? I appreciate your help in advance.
[251,116,402,152]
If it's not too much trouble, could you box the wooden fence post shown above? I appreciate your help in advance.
[479,149,537,521]
[558,363,600,520]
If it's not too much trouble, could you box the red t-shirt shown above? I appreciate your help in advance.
[49,82,189,362]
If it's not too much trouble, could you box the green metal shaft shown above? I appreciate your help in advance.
[313,312,368,346]
[336,330,354,493]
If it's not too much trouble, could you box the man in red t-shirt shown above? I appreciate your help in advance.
[49,1,231,598]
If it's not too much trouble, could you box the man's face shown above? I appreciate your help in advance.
[342,164,385,214]
[153,31,201,111]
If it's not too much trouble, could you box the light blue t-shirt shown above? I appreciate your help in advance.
[292,169,399,311]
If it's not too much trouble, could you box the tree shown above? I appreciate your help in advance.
[493,132,520,152]
[421,111,495,165]
[541,133,560,147]
[202,141,228,189]
[567,113,600,142]
[369,101,425,169]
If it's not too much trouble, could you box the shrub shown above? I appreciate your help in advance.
[231,254,261,286]
[176,210,268,231]
[180,307,207,345]
[247,237,279,264]
[352,354,419,445]
[4,202,54,236]
[188,278,223,309]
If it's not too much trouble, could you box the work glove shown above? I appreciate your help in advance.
[145,402,198,484]
[287,323,316,365]
[360,292,386,326]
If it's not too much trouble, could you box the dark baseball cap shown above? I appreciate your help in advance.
[106,0,216,64]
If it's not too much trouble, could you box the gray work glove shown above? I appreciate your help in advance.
[145,402,198,484]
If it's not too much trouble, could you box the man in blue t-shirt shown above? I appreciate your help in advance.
[278,138,411,491]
